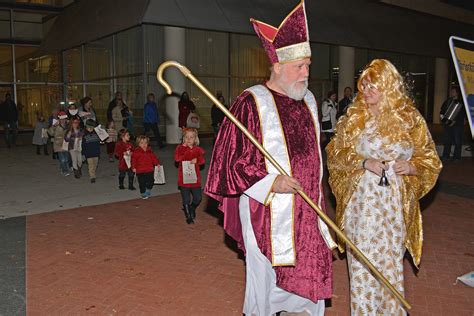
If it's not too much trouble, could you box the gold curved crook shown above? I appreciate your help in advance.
[155,60,411,311]
[156,61,192,95]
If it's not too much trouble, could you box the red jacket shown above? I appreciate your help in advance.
[114,140,134,171]
[131,146,160,174]
[174,145,205,188]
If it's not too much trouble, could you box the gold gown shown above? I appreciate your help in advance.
[326,110,442,315]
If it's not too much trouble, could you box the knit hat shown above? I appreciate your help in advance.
[58,111,68,119]
[85,119,97,128]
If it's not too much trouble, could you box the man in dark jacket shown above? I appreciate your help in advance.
[1,93,18,148]
[337,86,353,119]
[440,87,466,161]
[143,93,164,148]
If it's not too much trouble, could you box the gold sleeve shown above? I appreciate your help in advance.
[326,116,365,247]
[401,111,442,267]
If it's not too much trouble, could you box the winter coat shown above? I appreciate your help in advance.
[178,100,196,128]
[1,100,18,122]
[32,121,49,145]
[174,145,205,188]
[143,102,160,124]
[48,123,68,152]
[114,140,134,171]
[112,106,124,131]
[82,130,101,158]
[131,146,159,174]
[64,128,84,151]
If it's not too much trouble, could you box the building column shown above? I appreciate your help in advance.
[433,58,449,124]
[164,26,185,144]
[338,46,355,101]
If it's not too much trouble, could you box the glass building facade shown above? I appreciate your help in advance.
[0,4,444,134]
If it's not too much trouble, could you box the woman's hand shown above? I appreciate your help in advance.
[393,160,417,176]
[363,158,388,177]
[272,175,302,194]
[191,158,197,164]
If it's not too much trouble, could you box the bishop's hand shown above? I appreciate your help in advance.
[272,175,302,194]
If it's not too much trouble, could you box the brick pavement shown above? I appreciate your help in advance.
[26,159,474,315]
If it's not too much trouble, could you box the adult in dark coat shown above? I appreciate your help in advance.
[107,92,126,121]
[1,93,18,148]
[337,86,353,118]
[440,86,466,161]
[178,92,195,128]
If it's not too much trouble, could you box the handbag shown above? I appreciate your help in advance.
[182,161,198,184]
[321,120,332,131]
[61,140,69,151]
[154,165,166,184]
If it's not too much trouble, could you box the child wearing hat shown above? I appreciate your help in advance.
[48,111,70,176]
[82,119,101,183]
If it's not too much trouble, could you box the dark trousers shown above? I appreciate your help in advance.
[136,172,154,194]
[442,125,463,159]
[179,187,202,206]
[107,142,116,158]
[4,121,17,147]
[119,169,134,187]
[143,123,163,147]
[36,144,48,155]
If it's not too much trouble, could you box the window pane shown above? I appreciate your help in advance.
[116,75,144,133]
[86,81,112,124]
[16,84,63,127]
[230,34,269,100]
[115,27,143,76]
[64,47,82,82]
[0,45,13,82]
[85,37,113,81]
[16,48,62,83]
[13,11,44,40]
[186,29,229,76]
[144,24,164,73]
[0,10,10,38]
[66,84,83,104]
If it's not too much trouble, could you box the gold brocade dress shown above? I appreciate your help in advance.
[345,118,411,315]
[327,109,442,316]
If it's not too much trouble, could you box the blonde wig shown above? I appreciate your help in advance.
[339,59,417,143]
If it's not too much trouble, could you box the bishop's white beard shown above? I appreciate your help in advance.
[278,75,309,101]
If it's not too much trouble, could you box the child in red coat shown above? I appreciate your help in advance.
[114,129,136,190]
[131,135,160,199]
[174,128,205,224]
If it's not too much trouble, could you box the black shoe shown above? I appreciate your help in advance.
[129,185,136,191]
[183,204,194,224]
[119,184,125,190]
[36,151,41,155]
[78,167,82,177]
[189,203,198,220]
[73,169,80,179]
[91,178,96,183]
[44,152,49,156]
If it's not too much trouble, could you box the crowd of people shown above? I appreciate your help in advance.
[25,91,207,225]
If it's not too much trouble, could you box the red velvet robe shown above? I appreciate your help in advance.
[205,86,333,302]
